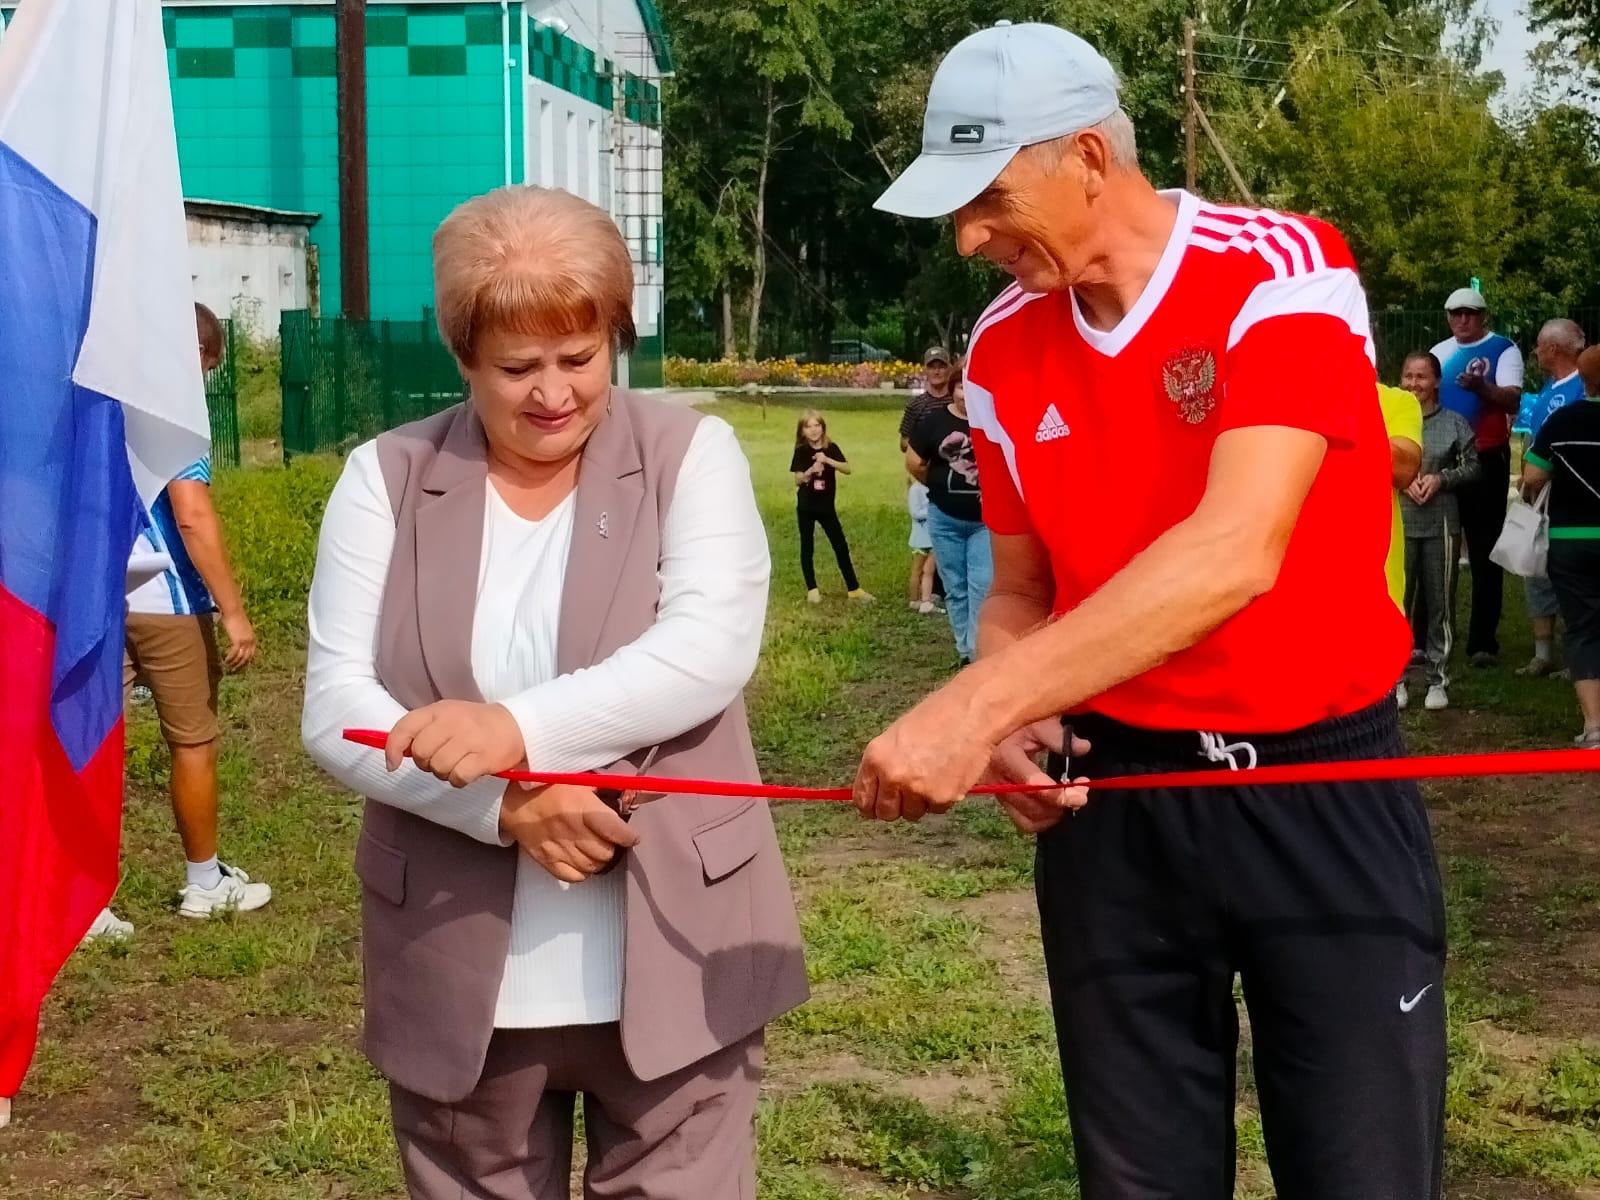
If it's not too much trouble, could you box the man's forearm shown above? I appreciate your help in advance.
[1486,383,1521,412]
[976,589,1051,658]
[960,520,1274,742]
[177,513,247,616]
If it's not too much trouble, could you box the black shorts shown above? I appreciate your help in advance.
[1039,697,1446,1199]
[1549,539,1600,681]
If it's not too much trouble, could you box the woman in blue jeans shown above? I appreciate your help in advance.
[906,366,992,664]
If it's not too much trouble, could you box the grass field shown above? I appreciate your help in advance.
[5,394,1600,1198]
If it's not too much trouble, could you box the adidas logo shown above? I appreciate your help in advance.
[1035,404,1070,443]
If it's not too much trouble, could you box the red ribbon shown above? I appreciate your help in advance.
[342,728,1600,800]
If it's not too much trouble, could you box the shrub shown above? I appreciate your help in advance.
[235,333,283,442]
[213,457,341,646]
[665,356,920,391]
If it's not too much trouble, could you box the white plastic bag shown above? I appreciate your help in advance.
[1490,486,1549,578]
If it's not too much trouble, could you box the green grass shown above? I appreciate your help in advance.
[237,334,283,443]
[5,394,1600,1196]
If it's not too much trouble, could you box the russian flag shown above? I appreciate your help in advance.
[0,0,209,1096]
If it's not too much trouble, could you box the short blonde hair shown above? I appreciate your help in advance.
[433,186,637,366]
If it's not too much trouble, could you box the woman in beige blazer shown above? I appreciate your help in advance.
[301,186,806,1200]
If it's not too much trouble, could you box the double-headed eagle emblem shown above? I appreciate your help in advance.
[1162,348,1218,425]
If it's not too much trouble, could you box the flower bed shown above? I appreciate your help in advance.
[664,356,921,390]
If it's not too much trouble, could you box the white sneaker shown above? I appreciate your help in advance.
[1425,685,1449,711]
[178,862,272,919]
[806,589,821,605]
[1395,681,1409,710]
[917,600,936,614]
[80,907,133,944]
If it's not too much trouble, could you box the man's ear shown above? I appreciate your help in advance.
[1074,129,1111,199]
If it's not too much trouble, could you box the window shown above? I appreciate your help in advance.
[586,118,601,204]
[537,96,553,185]
[565,110,577,193]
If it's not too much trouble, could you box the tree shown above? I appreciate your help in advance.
[662,0,849,356]
[660,0,1597,362]
[1221,35,1515,311]
[1529,0,1600,96]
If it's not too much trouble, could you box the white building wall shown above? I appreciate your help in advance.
[522,0,665,385]
[186,214,312,338]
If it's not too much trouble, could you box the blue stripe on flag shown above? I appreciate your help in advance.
[0,140,140,769]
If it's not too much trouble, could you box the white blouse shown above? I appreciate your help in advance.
[301,415,770,1027]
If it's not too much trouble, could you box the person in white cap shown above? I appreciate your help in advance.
[853,21,1444,1199]
[1430,287,1523,667]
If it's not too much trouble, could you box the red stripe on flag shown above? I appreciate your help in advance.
[0,585,123,1095]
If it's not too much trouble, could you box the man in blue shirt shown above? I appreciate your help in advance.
[1517,318,1588,677]
[1431,288,1524,666]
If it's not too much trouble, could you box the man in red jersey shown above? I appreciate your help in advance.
[857,21,1443,1199]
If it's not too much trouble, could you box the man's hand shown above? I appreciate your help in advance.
[1458,370,1488,396]
[386,700,526,786]
[1407,474,1442,505]
[500,783,640,883]
[986,719,1092,834]
[854,684,996,822]
[219,609,256,670]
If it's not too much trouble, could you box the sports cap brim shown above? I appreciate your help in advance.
[874,144,1022,219]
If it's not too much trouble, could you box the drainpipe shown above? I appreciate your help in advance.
[501,0,513,186]
[518,1,530,182]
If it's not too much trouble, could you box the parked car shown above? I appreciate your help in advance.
[792,338,895,365]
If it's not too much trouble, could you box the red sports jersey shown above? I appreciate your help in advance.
[966,190,1410,733]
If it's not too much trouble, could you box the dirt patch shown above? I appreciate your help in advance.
[817,1162,963,1200]
[768,1051,1002,1111]
[960,888,1051,1006]
[802,834,934,874]
[0,1075,153,1198]
[1469,1021,1558,1068]
[1451,1180,1594,1199]
[1429,770,1600,1038]
[223,1014,330,1053]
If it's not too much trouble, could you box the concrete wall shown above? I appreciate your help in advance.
[187,210,313,337]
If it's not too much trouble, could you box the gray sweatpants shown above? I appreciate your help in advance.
[1404,531,1459,689]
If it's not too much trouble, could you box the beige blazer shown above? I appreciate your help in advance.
[355,393,807,1103]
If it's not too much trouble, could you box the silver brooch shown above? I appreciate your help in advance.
[597,512,609,539]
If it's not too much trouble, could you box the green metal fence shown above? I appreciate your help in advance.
[1371,306,1600,386]
[280,311,464,459]
[205,319,241,468]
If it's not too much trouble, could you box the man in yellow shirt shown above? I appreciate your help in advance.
[1379,382,1423,698]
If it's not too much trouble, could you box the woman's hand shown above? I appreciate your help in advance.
[1407,473,1442,505]
[386,700,526,787]
[499,784,640,883]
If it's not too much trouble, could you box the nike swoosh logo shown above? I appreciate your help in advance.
[1399,984,1434,1013]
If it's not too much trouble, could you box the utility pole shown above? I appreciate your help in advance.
[1183,19,1197,192]
[336,0,370,320]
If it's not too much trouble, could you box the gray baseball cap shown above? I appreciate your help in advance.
[875,21,1122,219]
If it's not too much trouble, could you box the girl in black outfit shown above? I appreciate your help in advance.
[791,410,874,604]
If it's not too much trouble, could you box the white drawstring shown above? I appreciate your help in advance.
[1198,731,1258,771]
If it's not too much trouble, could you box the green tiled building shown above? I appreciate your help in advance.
[0,0,669,385]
